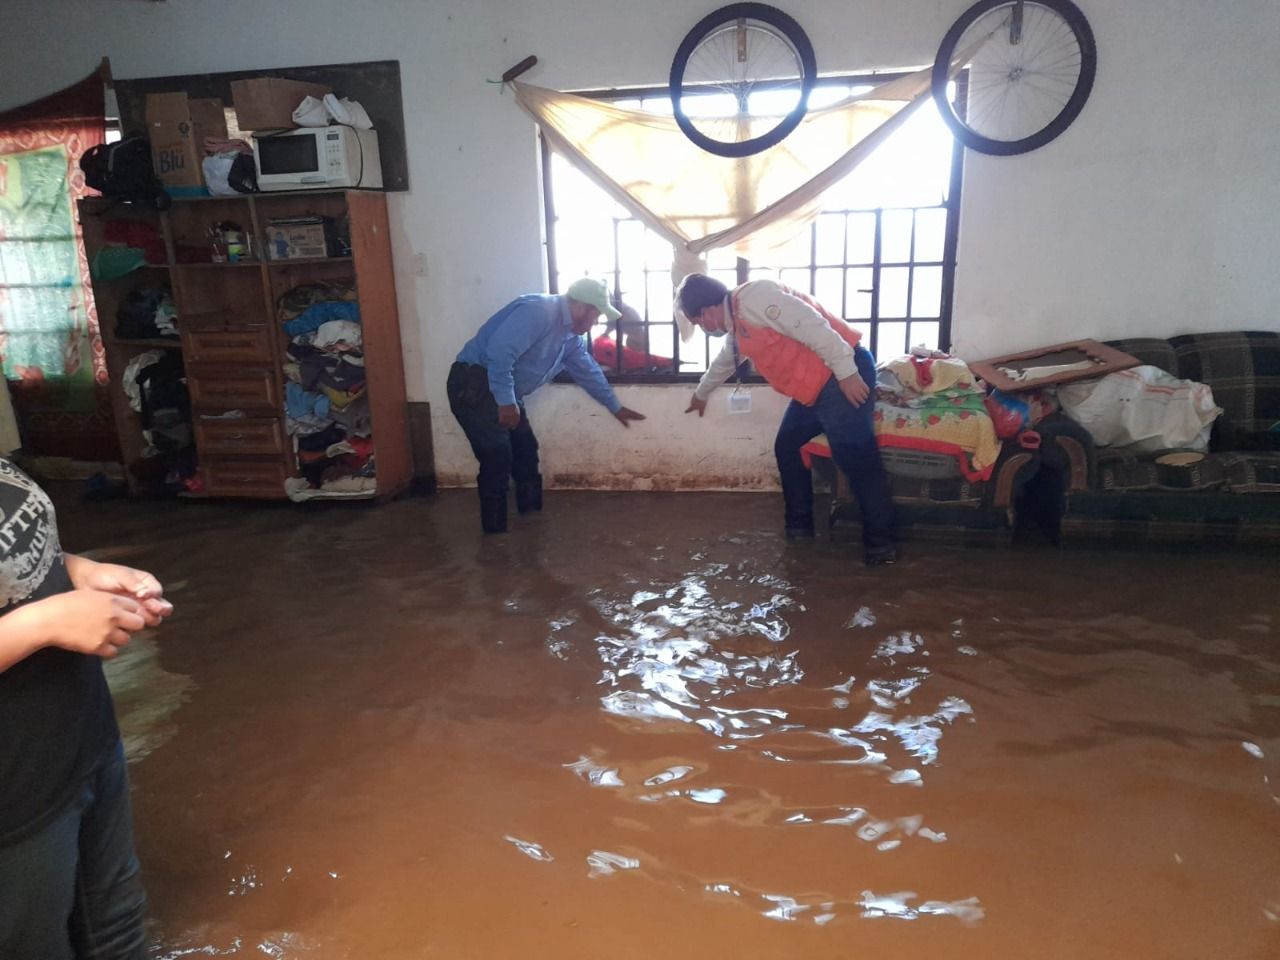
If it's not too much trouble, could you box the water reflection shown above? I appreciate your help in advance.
[543,561,982,924]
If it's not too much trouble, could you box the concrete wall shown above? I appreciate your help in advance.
[3,0,1276,489]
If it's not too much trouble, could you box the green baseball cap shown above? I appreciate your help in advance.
[565,277,621,322]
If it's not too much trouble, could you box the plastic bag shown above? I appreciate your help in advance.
[292,96,329,127]
[984,389,1032,440]
[1058,365,1222,453]
[291,95,373,129]
[202,153,239,196]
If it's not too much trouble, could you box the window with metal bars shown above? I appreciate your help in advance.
[544,72,963,382]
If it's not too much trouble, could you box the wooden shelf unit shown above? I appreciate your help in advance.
[79,190,410,500]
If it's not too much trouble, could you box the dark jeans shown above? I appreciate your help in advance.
[774,346,895,550]
[447,362,540,502]
[0,740,147,960]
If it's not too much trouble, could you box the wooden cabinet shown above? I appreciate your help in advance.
[80,190,410,500]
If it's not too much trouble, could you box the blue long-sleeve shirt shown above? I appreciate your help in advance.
[456,294,621,413]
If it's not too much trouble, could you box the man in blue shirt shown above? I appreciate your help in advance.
[449,277,645,533]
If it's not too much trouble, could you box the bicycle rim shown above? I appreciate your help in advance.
[934,0,1096,156]
[671,4,816,158]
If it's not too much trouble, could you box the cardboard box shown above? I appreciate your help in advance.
[231,77,332,132]
[145,92,229,190]
[265,217,332,261]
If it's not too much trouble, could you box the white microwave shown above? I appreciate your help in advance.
[252,126,383,191]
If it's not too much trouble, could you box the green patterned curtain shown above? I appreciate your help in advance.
[0,143,96,387]
[0,66,108,450]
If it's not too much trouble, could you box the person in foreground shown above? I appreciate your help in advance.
[676,273,897,565]
[449,277,645,533]
[0,457,173,959]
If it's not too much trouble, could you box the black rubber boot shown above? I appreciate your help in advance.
[864,545,898,567]
[480,496,508,534]
[515,476,543,514]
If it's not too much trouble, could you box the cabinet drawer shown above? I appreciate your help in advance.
[202,460,290,498]
[184,328,274,363]
[188,370,280,411]
[186,371,277,412]
[195,418,286,457]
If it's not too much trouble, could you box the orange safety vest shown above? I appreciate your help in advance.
[730,283,862,406]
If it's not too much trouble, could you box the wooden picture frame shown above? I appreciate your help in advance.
[969,339,1140,393]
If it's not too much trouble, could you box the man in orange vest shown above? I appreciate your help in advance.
[676,273,896,565]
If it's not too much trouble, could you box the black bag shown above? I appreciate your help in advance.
[80,136,171,210]
[226,152,258,194]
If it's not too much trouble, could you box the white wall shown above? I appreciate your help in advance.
[3,0,1276,489]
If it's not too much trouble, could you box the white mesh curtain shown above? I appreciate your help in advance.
[512,65,937,280]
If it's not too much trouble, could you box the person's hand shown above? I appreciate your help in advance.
[685,395,707,417]
[614,407,645,428]
[137,597,175,627]
[68,560,173,626]
[26,591,148,660]
[497,404,521,430]
[837,373,871,407]
[71,560,163,599]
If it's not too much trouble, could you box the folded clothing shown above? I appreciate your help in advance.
[282,300,360,337]
[277,281,357,321]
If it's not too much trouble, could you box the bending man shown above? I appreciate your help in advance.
[449,278,644,533]
[677,273,895,565]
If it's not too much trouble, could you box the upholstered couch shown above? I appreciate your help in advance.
[818,446,1039,547]
[1036,331,1280,546]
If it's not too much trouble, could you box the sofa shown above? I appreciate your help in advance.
[803,354,1042,546]
[813,445,1040,547]
[1036,331,1280,546]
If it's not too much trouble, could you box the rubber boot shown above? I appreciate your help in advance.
[515,476,543,514]
[480,496,508,534]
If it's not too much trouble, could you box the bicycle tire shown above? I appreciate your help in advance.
[670,3,817,158]
[931,0,1096,156]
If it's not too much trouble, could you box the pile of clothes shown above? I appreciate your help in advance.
[115,287,178,340]
[89,219,166,281]
[122,349,196,493]
[278,281,376,499]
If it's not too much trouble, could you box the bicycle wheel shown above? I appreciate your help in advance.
[670,3,817,158]
[932,0,1096,156]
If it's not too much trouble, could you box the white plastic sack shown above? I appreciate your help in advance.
[292,95,373,129]
[1058,365,1222,453]
[323,94,372,129]
[201,153,239,196]
[292,95,329,127]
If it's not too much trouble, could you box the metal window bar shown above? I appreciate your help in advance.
[545,71,962,383]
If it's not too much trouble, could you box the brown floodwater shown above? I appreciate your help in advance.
[56,488,1279,959]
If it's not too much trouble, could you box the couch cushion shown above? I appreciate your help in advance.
[1095,452,1226,492]
[1061,489,1280,545]
[830,498,1014,546]
[1169,331,1280,435]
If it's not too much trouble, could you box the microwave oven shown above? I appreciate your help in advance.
[252,126,383,191]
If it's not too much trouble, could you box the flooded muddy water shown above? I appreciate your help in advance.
[59,489,1279,959]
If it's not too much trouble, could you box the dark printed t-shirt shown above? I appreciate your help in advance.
[0,458,118,846]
